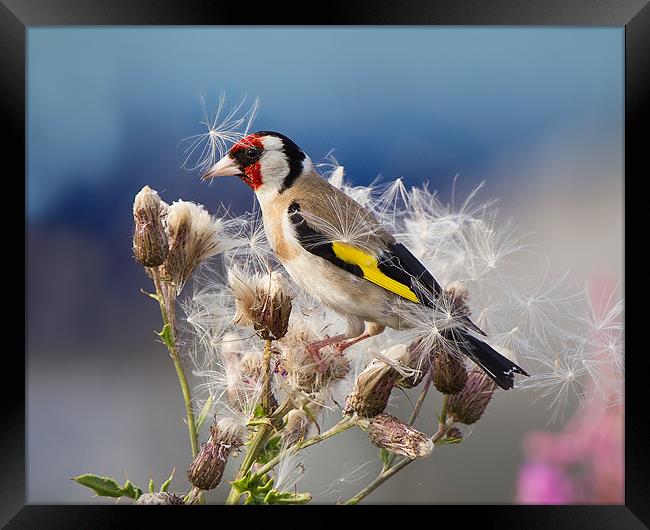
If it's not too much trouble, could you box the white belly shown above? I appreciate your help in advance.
[283,251,368,313]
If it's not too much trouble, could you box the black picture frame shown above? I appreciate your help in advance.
[6,0,644,527]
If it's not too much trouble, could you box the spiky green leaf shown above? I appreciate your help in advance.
[264,489,312,505]
[257,435,281,465]
[160,468,175,492]
[231,472,275,504]
[72,474,124,498]
[157,323,174,350]
[121,479,142,500]
[438,436,463,445]
[140,288,161,302]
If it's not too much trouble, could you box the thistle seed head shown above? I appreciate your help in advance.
[239,351,264,383]
[277,320,351,395]
[432,348,468,394]
[344,360,399,418]
[447,370,498,425]
[361,413,433,459]
[443,281,471,317]
[281,409,313,447]
[159,200,225,293]
[395,340,429,389]
[227,351,277,412]
[135,492,184,505]
[186,417,245,491]
[132,185,168,267]
[228,268,292,341]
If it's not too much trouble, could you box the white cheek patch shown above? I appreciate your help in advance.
[257,136,290,194]
[259,152,290,187]
[261,136,283,150]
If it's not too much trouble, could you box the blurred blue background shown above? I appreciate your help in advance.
[27,27,623,503]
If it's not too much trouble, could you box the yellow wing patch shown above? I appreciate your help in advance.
[331,241,421,304]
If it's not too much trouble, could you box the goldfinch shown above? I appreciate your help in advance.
[202,131,528,390]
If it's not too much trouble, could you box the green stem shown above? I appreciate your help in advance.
[248,418,355,484]
[183,486,202,505]
[225,424,271,505]
[224,338,278,505]
[345,457,414,505]
[439,393,449,429]
[150,269,199,459]
[171,353,200,458]
[224,397,294,505]
[262,338,273,413]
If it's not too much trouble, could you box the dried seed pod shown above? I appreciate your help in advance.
[159,200,226,292]
[344,361,399,418]
[395,340,429,389]
[187,418,245,491]
[281,409,313,447]
[136,492,184,505]
[432,349,468,394]
[277,320,351,395]
[360,413,433,459]
[229,268,292,341]
[345,341,430,416]
[447,370,498,425]
[132,186,168,267]
[229,352,277,412]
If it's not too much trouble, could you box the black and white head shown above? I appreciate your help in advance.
[201,131,313,195]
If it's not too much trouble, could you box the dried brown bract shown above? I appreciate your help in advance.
[360,413,433,459]
[447,370,498,425]
[432,349,468,394]
[160,200,227,292]
[132,185,168,267]
[187,418,245,491]
[136,492,185,505]
[344,360,399,418]
[229,268,292,341]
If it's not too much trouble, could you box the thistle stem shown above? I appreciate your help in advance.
[248,417,355,483]
[439,393,449,428]
[183,486,202,505]
[150,269,199,459]
[262,338,273,413]
[225,399,294,505]
[345,457,414,505]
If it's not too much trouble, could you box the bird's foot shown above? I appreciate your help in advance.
[334,341,350,355]
[306,344,329,373]
[334,332,372,355]
[305,334,347,373]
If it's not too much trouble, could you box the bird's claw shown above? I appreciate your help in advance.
[306,345,330,373]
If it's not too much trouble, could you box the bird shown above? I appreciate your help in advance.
[202,131,529,390]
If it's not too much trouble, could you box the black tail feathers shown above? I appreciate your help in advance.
[459,332,529,390]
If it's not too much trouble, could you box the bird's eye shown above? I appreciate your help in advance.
[245,147,260,159]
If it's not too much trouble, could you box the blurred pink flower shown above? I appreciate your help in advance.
[517,401,623,504]
[517,462,576,504]
[516,276,623,504]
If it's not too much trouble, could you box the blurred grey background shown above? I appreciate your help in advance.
[27,27,623,503]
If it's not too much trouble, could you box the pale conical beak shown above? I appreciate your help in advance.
[201,155,241,180]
